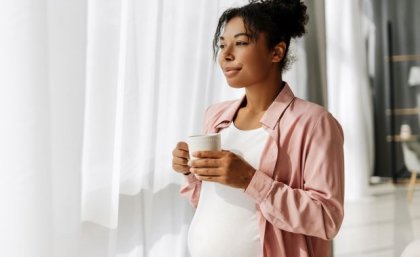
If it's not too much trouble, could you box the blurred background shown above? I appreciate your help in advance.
[0,0,419,256]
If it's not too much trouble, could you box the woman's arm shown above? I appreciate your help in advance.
[245,112,345,240]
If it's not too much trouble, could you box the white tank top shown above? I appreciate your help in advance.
[187,122,269,257]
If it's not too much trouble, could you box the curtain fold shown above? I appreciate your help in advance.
[325,0,375,200]
[283,0,326,106]
[304,0,328,106]
[81,0,125,229]
[47,0,86,255]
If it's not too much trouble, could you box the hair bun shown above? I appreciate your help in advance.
[249,0,308,38]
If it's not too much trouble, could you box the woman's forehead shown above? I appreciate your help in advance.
[220,17,246,37]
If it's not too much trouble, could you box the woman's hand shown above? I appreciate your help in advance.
[189,150,255,189]
[172,142,191,175]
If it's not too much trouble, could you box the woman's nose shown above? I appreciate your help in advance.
[224,53,234,61]
[222,45,234,61]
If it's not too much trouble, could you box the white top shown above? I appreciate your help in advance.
[188,122,269,257]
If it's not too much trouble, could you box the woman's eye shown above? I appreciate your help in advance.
[218,41,248,50]
[236,41,248,46]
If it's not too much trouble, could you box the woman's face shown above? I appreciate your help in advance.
[217,17,276,88]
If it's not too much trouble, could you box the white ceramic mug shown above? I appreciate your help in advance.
[187,133,221,161]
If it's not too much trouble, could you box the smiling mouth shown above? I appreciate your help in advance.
[223,67,241,77]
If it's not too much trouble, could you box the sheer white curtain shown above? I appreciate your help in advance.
[1,1,86,256]
[0,0,310,256]
[1,0,243,257]
[80,1,246,256]
[80,0,249,228]
[0,0,53,255]
[325,0,375,201]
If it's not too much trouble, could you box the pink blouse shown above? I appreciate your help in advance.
[180,83,345,257]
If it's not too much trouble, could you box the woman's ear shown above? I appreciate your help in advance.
[272,42,286,63]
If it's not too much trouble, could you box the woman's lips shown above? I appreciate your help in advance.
[223,67,241,77]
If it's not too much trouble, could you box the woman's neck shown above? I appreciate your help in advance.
[242,76,284,113]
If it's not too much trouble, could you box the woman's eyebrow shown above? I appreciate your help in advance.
[219,33,251,41]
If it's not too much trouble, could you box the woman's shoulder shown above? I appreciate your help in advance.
[204,99,240,119]
[293,97,343,136]
[289,97,340,127]
[291,97,330,116]
[201,99,241,132]
[293,97,326,112]
[206,99,239,111]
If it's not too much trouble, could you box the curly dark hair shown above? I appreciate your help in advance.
[213,0,309,72]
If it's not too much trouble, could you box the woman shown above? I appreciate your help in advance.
[171,0,344,256]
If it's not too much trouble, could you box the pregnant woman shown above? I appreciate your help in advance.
[172,0,345,256]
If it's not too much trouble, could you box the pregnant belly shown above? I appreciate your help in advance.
[187,182,262,257]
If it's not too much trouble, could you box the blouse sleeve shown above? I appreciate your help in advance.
[179,173,202,209]
[245,112,345,240]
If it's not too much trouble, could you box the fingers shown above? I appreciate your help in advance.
[189,151,229,175]
[173,156,189,166]
[172,163,190,174]
[193,150,227,159]
[172,148,190,160]
[190,167,222,177]
[176,141,189,151]
[172,156,190,173]
[172,142,190,174]
[190,158,219,168]
[195,174,224,183]
[195,175,216,181]
[172,141,190,159]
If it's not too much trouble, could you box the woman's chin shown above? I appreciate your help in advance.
[226,80,245,89]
